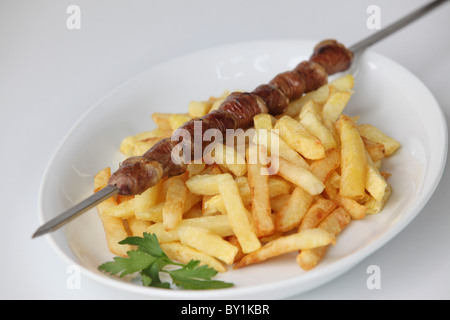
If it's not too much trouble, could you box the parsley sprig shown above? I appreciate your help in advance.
[98,233,234,290]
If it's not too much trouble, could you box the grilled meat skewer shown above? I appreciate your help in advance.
[108,39,353,196]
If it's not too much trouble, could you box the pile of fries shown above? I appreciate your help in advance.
[94,74,400,273]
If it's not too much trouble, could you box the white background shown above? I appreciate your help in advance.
[1,0,449,299]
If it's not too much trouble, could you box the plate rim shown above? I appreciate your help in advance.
[37,38,448,299]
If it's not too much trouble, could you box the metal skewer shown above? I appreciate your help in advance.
[32,185,119,238]
[32,0,448,239]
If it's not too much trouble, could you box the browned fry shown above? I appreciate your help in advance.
[226,235,245,263]
[270,194,291,212]
[335,194,366,220]
[309,148,341,183]
[297,207,351,270]
[127,217,151,237]
[163,175,188,231]
[298,197,338,231]
[275,186,313,232]
[362,136,385,162]
[276,156,325,195]
[234,228,336,269]
[247,146,275,238]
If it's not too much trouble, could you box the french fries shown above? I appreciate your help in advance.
[95,73,399,273]
[246,145,274,237]
[336,115,367,200]
[163,174,188,231]
[275,115,325,160]
[234,228,336,269]
[217,173,261,254]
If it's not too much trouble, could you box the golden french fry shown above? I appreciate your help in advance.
[275,156,325,195]
[186,162,207,178]
[267,176,292,197]
[357,124,400,157]
[185,174,221,195]
[178,225,238,265]
[226,235,245,263]
[335,194,366,220]
[134,180,162,220]
[299,99,321,120]
[182,202,203,219]
[121,136,165,157]
[253,129,310,170]
[235,176,252,205]
[119,128,171,156]
[210,97,226,111]
[285,74,354,118]
[161,241,227,273]
[103,198,135,219]
[126,217,151,237]
[183,190,202,213]
[188,100,212,118]
[217,173,261,253]
[330,74,354,91]
[275,115,325,160]
[200,176,253,216]
[169,114,192,130]
[337,115,367,200]
[163,175,188,231]
[146,214,234,243]
[247,146,274,238]
[309,148,341,183]
[362,136,386,162]
[299,103,337,151]
[322,90,352,122]
[365,162,387,203]
[202,194,226,215]
[135,202,164,222]
[275,186,314,232]
[234,228,336,269]
[210,143,247,177]
[94,167,111,192]
[134,128,173,141]
[298,197,338,231]
[365,183,392,214]
[284,83,335,117]
[253,113,275,130]
[297,207,351,270]
[209,90,231,111]
[151,112,174,130]
[270,194,291,212]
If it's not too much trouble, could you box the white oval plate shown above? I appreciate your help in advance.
[38,40,447,299]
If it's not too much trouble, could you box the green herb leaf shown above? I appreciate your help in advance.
[119,233,167,258]
[98,250,157,277]
[167,260,234,290]
[98,232,234,290]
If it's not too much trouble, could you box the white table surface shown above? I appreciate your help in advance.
[1,0,449,300]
